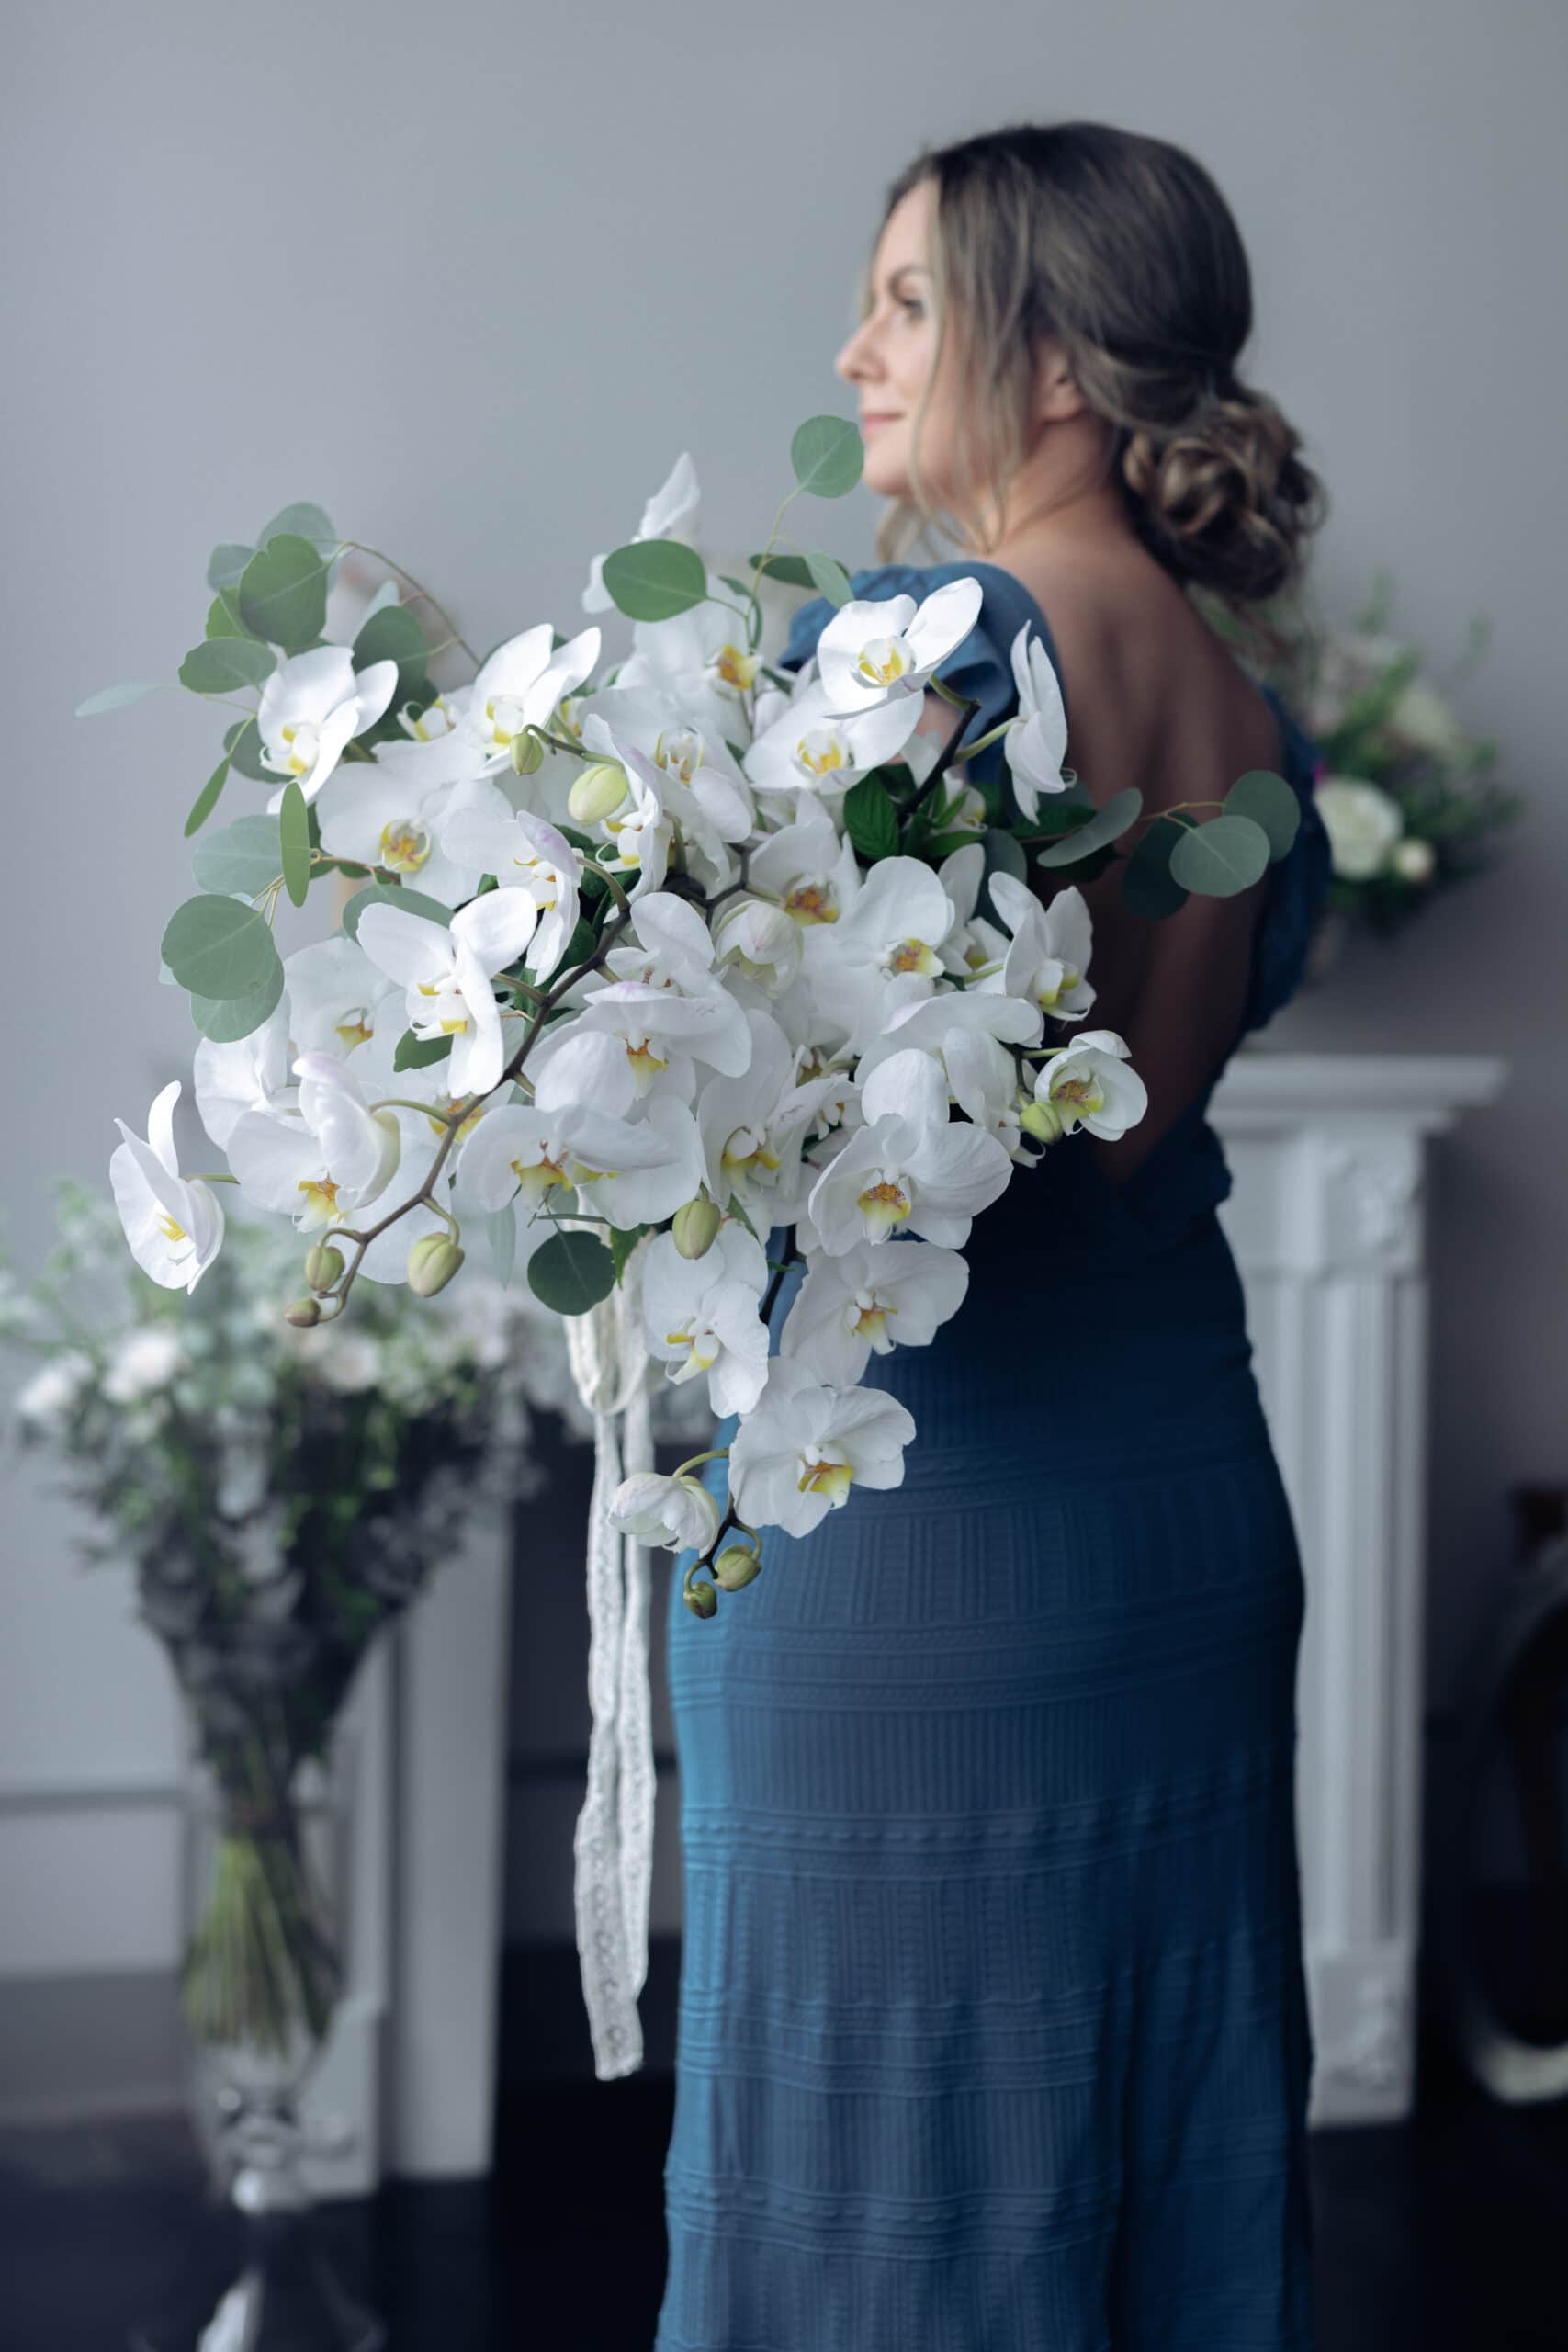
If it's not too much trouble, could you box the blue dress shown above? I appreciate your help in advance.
[657,560,1332,2351]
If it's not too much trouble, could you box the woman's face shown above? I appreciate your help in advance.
[834,179,958,503]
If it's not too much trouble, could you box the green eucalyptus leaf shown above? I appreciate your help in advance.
[600,538,709,622]
[609,1221,654,1281]
[257,502,337,554]
[716,573,753,601]
[790,414,863,499]
[488,1206,517,1290]
[278,781,311,907]
[75,681,161,717]
[237,533,330,650]
[163,894,282,1001]
[1224,767,1301,862]
[184,757,231,839]
[527,1228,616,1316]
[747,552,817,589]
[190,959,286,1042]
[843,774,898,862]
[192,813,284,898]
[805,551,853,606]
[207,543,254,592]
[1168,811,1270,897]
[1035,786,1143,867]
[223,715,273,782]
[341,881,455,940]
[1119,813,1191,920]
[393,1028,452,1070]
[353,603,429,702]
[204,590,250,641]
[179,637,276,695]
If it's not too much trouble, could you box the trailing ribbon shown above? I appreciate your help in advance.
[565,1238,655,2080]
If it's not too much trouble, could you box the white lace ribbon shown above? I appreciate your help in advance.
[565,1238,655,2080]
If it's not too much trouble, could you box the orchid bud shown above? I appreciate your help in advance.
[569,762,629,826]
[672,1195,722,1261]
[1020,1098,1064,1145]
[683,1577,719,1621]
[305,1243,344,1293]
[285,1296,321,1328]
[408,1235,465,1296]
[510,727,546,776]
[713,1542,762,1592]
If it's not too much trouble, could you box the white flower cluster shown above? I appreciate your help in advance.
[107,452,1149,1588]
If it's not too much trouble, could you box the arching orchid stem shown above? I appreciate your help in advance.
[671,1448,730,1481]
[336,543,481,668]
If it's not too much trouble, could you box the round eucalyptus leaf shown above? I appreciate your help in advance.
[223,714,273,781]
[184,757,231,840]
[789,415,863,499]
[191,958,286,1042]
[353,603,429,701]
[342,881,455,941]
[178,637,276,695]
[527,1228,617,1316]
[206,543,254,592]
[257,502,337,553]
[163,894,282,1001]
[804,550,853,606]
[1035,786,1143,867]
[1119,813,1191,920]
[600,538,709,621]
[204,590,250,642]
[192,814,284,898]
[237,533,330,651]
[1224,767,1301,862]
[747,552,817,589]
[1168,812,1271,898]
[278,781,312,908]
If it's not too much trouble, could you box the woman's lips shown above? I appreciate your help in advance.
[861,413,901,429]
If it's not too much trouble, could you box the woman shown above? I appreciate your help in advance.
[659,120,1331,2351]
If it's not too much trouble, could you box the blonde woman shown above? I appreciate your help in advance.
[661,120,1331,2351]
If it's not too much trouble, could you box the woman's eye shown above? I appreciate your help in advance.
[899,298,925,319]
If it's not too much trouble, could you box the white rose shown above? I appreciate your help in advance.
[1391,835,1437,884]
[1314,776,1404,881]
[1388,680,1466,762]
[103,1326,186,1405]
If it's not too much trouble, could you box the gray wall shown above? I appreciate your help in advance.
[5,0,1564,2088]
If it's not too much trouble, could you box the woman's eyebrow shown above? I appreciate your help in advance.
[882,263,928,292]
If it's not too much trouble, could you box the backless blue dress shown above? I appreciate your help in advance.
[657,560,1332,2351]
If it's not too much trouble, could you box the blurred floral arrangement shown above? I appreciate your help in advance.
[1213,570,1522,959]
[0,1178,599,2060]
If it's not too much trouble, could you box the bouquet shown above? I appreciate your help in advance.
[77,417,1303,2069]
[1211,569,1521,944]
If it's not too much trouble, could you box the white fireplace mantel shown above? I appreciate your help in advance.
[1210,1050,1507,2124]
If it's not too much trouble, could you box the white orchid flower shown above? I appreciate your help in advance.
[813,578,983,716]
[604,888,720,993]
[193,999,296,1149]
[1032,1027,1147,1140]
[980,874,1096,1023]
[522,1033,708,1226]
[225,1052,400,1235]
[934,842,1008,979]
[581,451,701,614]
[694,1009,818,1222]
[575,978,749,1101]
[109,1080,226,1293]
[452,1095,691,1261]
[282,934,401,1059]
[392,688,463,745]
[781,1236,968,1387]
[257,646,399,813]
[571,729,673,898]
[315,769,506,909]
[613,571,767,742]
[802,854,957,1055]
[728,1356,915,1538]
[607,1466,721,1555]
[711,895,803,995]
[748,801,861,931]
[369,684,490,793]
[642,1225,770,1418]
[942,1024,1035,1159]
[854,988,1042,1084]
[439,801,582,978]
[355,888,540,1099]
[1000,622,1071,820]
[467,622,603,773]
[581,700,750,894]
[743,674,923,797]
[808,1047,1013,1254]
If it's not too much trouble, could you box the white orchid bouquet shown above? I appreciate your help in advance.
[1211,570,1521,947]
[78,419,1303,2069]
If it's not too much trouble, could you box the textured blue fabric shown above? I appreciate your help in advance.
[656,560,1325,2350]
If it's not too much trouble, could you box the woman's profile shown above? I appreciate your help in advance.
[660,119,1331,2350]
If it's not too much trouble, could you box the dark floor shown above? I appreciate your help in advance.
[6,2057,1568,2351]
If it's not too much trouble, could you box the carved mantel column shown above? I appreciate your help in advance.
[1209,1052,1506,2125]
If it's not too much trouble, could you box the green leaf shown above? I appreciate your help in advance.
[184,757,231,839]
[341,881,455,941]
[75,681,160,717]
[1168,812,1271,897]
[353,603,429,702]
[191,959,285,1042]
[257,502,336,555]
[237,532,330,650]
[488,1206,516,1290]
[805,551,853,606]
[192,813,284,898]
[976,827,1028,924]
[527,1229,617,1316]
[162,894,282,1001]
[609,1221,654,1281]
[178,637,276,695]
[1035,786,1143,867]
[278,781,311,907]
[393,1028,452,1070]
[204,589,250,641]
[600,538,709,622]
[716,573,753,600]
[843,774,898,862]
[222,715,273,782]
[925,828,986,858]
[747,551,818,589]
[1224,767,1301,862]
[207,543,254,592]
[558,915,598,969]
[790,414,863,499]
[1119,813,1191,920]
